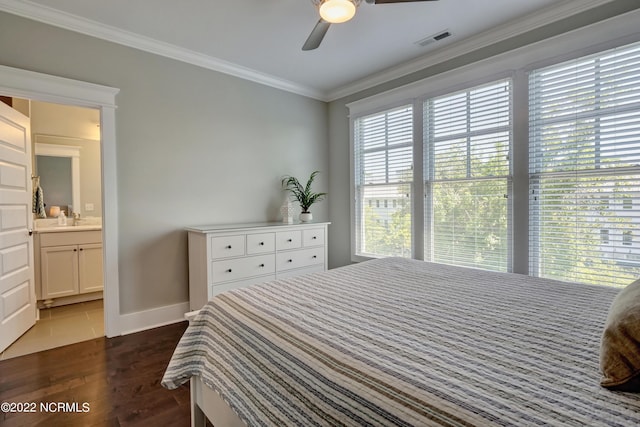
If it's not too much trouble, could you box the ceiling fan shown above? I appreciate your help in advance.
[303,0,439,51]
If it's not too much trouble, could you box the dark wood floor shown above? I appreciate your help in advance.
[0,321,191,427]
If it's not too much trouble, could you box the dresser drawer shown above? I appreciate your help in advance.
[276,230,302,250]
[211,254,275,283]
[210,235,245,259]
[302,228,325,247]
[247,233,275,254]
[276,247,324,272]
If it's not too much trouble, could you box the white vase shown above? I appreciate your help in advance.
[299,212,313,222]
[280,201,294,224]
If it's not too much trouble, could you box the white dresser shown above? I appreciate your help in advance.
[187,222,330,310]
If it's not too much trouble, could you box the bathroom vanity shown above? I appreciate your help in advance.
[34,223,103,308]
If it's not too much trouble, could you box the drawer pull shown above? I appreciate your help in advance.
[259,263,265,267]
[312,255,317,259]
[73,248,78,252]
[226,245,232,249]
[259,242,264,246]
[287,239,292,242]
[287,259,293,263]
[312,236,317,240]
[226,269,232,273]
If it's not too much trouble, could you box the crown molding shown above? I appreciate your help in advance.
[326,0,617,101]
[0,0,327,101]
[0,0,617,103]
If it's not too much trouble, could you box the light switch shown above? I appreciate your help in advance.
[85,203,94,211]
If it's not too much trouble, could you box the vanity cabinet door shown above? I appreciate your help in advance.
[41,245,79,299]
[78,243,103,294]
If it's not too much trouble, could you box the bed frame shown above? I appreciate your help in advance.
[190,375,244,427]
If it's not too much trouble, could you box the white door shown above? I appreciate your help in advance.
[0,101,36,353]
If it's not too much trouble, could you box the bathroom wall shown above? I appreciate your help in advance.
[30,101,102,218]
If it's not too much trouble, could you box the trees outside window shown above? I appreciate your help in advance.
[351,41,640,287]
[529,43,640,287]
[424,80,512,271]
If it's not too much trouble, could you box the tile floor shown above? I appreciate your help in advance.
[0,299,104,360]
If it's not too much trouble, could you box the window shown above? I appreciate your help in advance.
[348,32,640,288]
[529,42,640,287]
[424,79,512,271]
[353,105,413,258]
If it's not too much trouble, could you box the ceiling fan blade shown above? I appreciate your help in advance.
[366,0,438,3]
[302,19,331,51]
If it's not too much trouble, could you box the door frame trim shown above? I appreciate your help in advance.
[0,65,121,337]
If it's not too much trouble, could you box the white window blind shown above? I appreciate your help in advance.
[424,79,512,271]
[529,41,640,287]
[353,105,413,258]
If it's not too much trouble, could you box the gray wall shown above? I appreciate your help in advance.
[0,12,328,314]
[2,1,636,313]
[326,0,640,269]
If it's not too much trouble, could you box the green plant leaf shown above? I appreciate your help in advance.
[281,171,327,213]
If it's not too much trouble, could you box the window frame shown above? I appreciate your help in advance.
[350,101,416,262]
[527,42,640,286]
[423,79,514,272]
[350,75,516,267]
[347,12,640,275]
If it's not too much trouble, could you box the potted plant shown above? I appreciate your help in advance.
[281,171,327,222]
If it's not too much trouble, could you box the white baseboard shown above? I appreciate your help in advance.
[119,301,190,335]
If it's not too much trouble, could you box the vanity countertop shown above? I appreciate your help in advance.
[34,217,102,233]
[35,224,102,233]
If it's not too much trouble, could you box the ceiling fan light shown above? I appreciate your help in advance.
[319,0,356,24]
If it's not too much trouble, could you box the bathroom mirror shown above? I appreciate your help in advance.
[34,137,81,216]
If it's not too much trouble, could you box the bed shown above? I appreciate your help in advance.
[162,257,640,426]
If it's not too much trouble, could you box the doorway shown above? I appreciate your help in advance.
[0,65,120,353]
[1,99,105,360]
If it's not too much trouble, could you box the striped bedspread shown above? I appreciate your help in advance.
[162,257,640,426]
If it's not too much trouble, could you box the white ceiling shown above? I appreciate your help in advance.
[0,0,615,100]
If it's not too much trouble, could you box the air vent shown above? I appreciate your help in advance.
[415,30,452,47]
